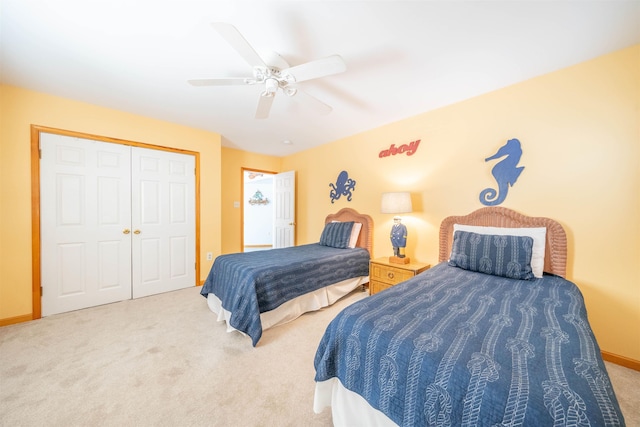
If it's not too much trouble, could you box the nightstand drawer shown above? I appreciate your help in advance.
[371,263,415,286]
[370,280,397,294]
[369,257,430,295]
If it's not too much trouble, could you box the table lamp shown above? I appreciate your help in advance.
[381,192,412,264]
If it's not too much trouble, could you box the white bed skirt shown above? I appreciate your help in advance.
[205,275,368,335]
[313,378,397,427]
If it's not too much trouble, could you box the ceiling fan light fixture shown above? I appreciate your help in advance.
[281,72,296,85]
[253,67,267,81]
[264,78,278,95]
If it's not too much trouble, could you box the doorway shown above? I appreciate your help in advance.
[242,169,296,251]
[242,169,275,252]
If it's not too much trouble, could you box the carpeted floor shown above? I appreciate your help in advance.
[1,286,638,426]
[0,285,363,427]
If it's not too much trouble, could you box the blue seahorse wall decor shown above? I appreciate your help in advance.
[329,171,356,203]
[479,138,524,206]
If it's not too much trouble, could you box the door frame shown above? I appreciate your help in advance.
[30,125,201,319]
[240,167,276,252]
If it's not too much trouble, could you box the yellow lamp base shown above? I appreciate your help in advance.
[389,256,410,265]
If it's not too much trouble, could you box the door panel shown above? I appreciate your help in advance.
[131,147,195,298]
[57,174,84,226]
[41,134,132,316]
[273,170,296,248]
[59,243,85,296]
[170,236,188,277]
[98,240,122,289]
[139,237,161,283]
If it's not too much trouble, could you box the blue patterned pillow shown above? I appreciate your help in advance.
[319,221,354,249]
[449,230,535,280]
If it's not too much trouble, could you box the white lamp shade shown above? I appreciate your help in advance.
[381,192,412,214]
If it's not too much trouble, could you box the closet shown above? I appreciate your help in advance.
[39,132,196,316]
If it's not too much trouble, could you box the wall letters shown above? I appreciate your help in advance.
[379,139,421,158]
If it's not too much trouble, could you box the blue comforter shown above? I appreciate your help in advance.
[314,262,625,426]
[201,243,370,346]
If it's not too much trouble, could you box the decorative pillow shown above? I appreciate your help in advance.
[449,230,535,280]
[333,221,362,248]
[453,224,546,278]
[320,221,355,249]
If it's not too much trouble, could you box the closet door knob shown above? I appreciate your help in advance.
[133,230,141,234]
[123,229,131,234]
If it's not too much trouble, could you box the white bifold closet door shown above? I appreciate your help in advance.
[130,145,195,298]
[40,133,195,316]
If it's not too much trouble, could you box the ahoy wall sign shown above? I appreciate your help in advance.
[379,139,421,158]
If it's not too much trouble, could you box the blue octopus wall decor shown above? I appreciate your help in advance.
[479,138,525,206]
[329,170,356,203]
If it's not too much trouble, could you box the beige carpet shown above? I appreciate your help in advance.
[1,286,638,427]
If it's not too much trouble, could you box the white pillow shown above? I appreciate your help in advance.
[453,224,547,278]
[349,223,362,248]
[332,221,362,248]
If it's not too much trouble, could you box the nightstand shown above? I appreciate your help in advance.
[369,257,430,295]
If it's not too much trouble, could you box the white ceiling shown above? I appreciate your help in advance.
[2,1,639,157]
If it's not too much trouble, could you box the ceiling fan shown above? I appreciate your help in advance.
[188,23,347,119]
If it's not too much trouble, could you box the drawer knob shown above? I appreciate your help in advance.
[387,272,394,279]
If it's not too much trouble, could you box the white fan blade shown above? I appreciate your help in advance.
[284,55,346,83]
[255,94,275,119]
[295,89,333,115]
[212,22,267,69]
[188,78,250,87]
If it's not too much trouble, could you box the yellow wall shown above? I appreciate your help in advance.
[282,45,640,361]
[0,85,222,321]
[220,147,282,254]
[2,45,638,362]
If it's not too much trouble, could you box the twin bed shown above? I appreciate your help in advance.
[313,207,625,426]
[201,206,624,425]
[200,208,373,346]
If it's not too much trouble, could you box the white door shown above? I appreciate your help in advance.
[131,147,195,298]
[40,134,196,315]
[273,170,296,248]
[40,134,132,316]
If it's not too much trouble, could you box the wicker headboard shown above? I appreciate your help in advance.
[439,207,567,278]
[325,208,374,257]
